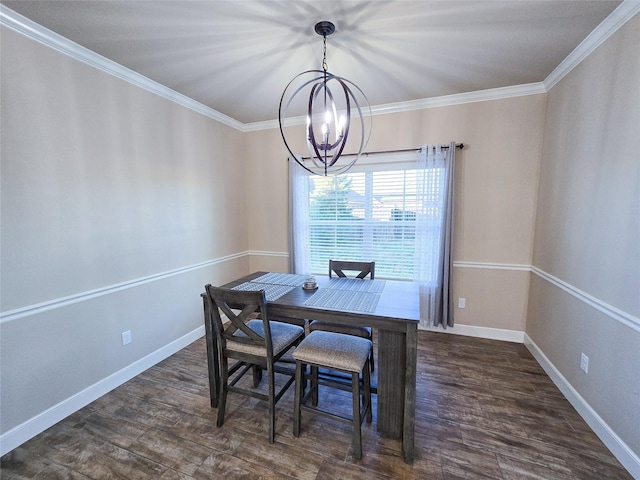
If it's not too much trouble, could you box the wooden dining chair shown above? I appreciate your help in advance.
[204,284,305,444]
[308,260,376,371]
[293,330,373,459]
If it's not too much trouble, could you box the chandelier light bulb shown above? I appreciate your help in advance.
[338,114,346,136]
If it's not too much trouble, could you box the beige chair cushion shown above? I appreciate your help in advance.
[227,320,304,357]
[293,331,372,373]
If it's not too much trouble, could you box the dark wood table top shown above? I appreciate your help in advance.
[222,271,420,332]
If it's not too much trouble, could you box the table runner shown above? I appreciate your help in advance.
[252,272,307,286]
[304,288,381,313]
[232,282,296,301]
[324,277,386,293]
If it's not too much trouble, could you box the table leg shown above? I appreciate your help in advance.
[376,330,405,438]
[403,323,417,464]
[376,327,417,464]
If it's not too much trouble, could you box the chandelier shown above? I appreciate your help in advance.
[279,21,371,176]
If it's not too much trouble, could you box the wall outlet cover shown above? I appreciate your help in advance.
[580,353,589,373]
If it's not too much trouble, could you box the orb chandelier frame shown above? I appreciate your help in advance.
[279,21,371,176]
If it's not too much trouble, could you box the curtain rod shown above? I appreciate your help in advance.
[300,143,464,160]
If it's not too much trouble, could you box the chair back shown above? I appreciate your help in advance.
[329,260,375,280]
[204,285,274,359]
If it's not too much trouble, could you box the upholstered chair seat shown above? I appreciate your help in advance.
[292,330,372,459]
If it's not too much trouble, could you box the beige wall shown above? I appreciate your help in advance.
[3,7,637,470]
[527,15,640,456]
[0,27,249,435]
[244,127,291,274]
[246,94,546,334]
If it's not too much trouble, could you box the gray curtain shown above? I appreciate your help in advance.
[288,157,310,274]
[415,142,456,328]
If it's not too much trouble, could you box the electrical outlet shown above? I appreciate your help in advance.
[122,330,132,346]
[458,298,466,309]
[580,353,589,373]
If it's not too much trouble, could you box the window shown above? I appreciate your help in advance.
[290,144,457,327]
[303,165,444,280]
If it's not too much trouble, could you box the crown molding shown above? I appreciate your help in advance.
[544,0,640,91]
[244,82,547,132]
[3,2,637,133]
[0,5,244,131]
[370,83,547,116]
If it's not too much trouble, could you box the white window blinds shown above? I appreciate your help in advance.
[305,164,444,280]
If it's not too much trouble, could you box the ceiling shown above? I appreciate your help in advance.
[2,1,623,125]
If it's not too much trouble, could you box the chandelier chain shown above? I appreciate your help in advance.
[322,34,328,72]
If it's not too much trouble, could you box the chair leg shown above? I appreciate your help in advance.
[267,364,276,444]
[252,365,262,388]
[299,363,307,398]
[311,366,319,407]
[364,359,372,423]
[217,358,229,428]
[293,361,303,437]
[368,330,375,373]
[351,371,362,459]
[369,349,375,373]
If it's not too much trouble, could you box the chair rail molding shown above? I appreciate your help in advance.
[453,261,531,271]
[247,250,289,258]
[454,262,638,333]
[531,266,640,333]
[0,252,248,324]
[3,253,635,335]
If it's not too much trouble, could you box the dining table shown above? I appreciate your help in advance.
[201,271,420,464]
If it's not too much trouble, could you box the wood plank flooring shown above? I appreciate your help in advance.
[1,331,632,479]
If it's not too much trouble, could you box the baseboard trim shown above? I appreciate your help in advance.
[418,323,525,343]
[0,325,205,456]
[524,334,640,479]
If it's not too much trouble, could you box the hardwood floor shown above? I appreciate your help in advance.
[1,331,632,479]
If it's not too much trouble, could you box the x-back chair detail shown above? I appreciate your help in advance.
[329,260,375,280]
[204,284,305,444]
